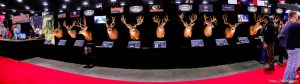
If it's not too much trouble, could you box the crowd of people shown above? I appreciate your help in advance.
[0,24,38,40]
[260,11,300,84]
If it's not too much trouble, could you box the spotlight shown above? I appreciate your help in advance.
[30,10,34,14]
[62,4,67,9]
[12,9,16,12]
[65,0,70,2]
[45,8,48,11]
[25,6,30,10]
[59,9,63,13]
[111,0,116,3]
[175,0,181,4]
[17,0,22,3]
[96,3,102,8]
[77,7,81,11]
[120,2,125,6]
[148,1,153,5]
[202,1,208,4]
[43,2,48,6]
[1,3,5,7]
[83,1,88,6]
[2,12,5,15]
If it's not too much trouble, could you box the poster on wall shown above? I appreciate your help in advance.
[58,13,66,19]
[70,11,80,18]
[154,41,167,48]
[100,41,114,48]
[238,14,249,22]
[178,4,193,12]
[191,39,204,47]
[222,5,235,12]
[215,38,228,46]
[94,16,106,24]
[149,4,164,12]
[130,6,144,13]
[199,4,213,12]
[42,15,55,45]
[30,16,43,36]
[127,41,141,49]
[111,7,124,13]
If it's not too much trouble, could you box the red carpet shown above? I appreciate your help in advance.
[0,56,299,84]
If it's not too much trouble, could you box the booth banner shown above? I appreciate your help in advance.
[30,16,43,35]
[178,4,193,12]
[58,13,66,19]
[111,7,124,13]
[12,14,30,24]
[84,10,94,16]
[129,6,143,13]
[42,15,55,44]
[149,4,164,12]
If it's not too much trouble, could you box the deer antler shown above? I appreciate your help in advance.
[162,15,169,23]
[57,22,61,29]
[121,15,129,26]
[179,13,185,23]
[110,16,115,27]
[223,14,229,25]
[135,15,144,26]
[153,15,161,24]
[189,14,197,23]
[210,16,217,25]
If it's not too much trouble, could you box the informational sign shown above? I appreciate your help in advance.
[261,7,271,14]
[44,40,52,45]
[74,40,85,47]
[127,41,141,49]
[191,39,204,47]
[222,5,235,12]
[150,4,164,12]
[238,37,250,44]
[101,41,114,48]
[215,38,228,46]
[58,40,67,46]
[111,7,124,13]
[199,4,213,12]
[94,16,106,24]
[153,41,167,48]
[248,6,257,13]
[84,10,94,16]
[238,14,249,22]
[58,13,66,19]
[130,6,143,13]
[179,4,192,12]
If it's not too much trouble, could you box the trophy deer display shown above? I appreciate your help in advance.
[249,13,263,36]
[121,15,144,40]
[75,17,92,41]
[63,20,77,39]
[203,14,217,37]
[179,13,197,38]
[152,15,169,39]
[53,22,63,39]
[106,16,118,40]
[271,15,281,29]
[223,14,241,39]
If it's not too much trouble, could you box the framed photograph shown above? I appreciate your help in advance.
[58,40,67,46]
[154,41,167,48]
[44,40,52,45]
[238,37,250,44]
[191,39,204,47]
[127,41,141,49]
[215,38,228,46]
[101,41,114,48]
[74,40,85,47]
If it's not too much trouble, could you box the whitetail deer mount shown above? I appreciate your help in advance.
[203,14,217,37]
[153,15,169,39]
[106,16,118,41]
[179,13,197,38]
[75,17,92,41]
[223,14,241,39]
[63,20,77,39]
[249,13,263,36]
[53,22,63,39]
[121,15,144,40]
[271,15,281,28]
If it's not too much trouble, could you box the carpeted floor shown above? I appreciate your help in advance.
[0,56,298,84]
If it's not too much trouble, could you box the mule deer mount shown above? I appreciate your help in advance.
[106,16,118,41]
[179,13,197,38]
[121,15,144,40]
[53,22,63,39]
[203,14,217,37]
[75,17,92,41]
[153,15,169,39]
[63,20,77,39]
[249,13,263,36]
[223,14,241,39]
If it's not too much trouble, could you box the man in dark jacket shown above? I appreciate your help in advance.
[262,15,277,71]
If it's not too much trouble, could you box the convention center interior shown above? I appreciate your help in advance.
[0,0,299,84]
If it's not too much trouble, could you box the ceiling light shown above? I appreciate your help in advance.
[175,0,181,4]
[111,0,117,3]
[17,0,22,3]
[2,12,5,15]
[30,10,34,14]
[62,4,67,9]
[12,9,16,12]
[202,1,208,4]
[120,2,125,6]
[83,1,88,6]
[25,6,30,10]
[1,3,5,7]
[65,0,70,2]
[45,8,48,11]
[77,7,81,10]
[148,1,153,5]
[59,9,63,13]
[43,2,48,6]
[96,3,102,8]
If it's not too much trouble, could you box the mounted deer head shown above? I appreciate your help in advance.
[272,15,280,28]
[223,14,241,39]
[153,15,169,39]
[63,20,77,38]
[249,13,263,36]
[179,13,197,38]
[53,22,63,39]
[203,14,217,37]
[106,16,118,40]
[75,17,92,41]
[121,15,144,40]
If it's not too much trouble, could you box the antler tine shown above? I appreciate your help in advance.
[152,15,160,24]
[57,22,61,28]
[136,15,144,26]
[111,16,115,27]
[121,15,128,25]
[83,17,87,26]
[163,15,169,22]
[189,14,197,23]
[212,16,218,25]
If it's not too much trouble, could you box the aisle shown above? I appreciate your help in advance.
[0,56,298,84]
